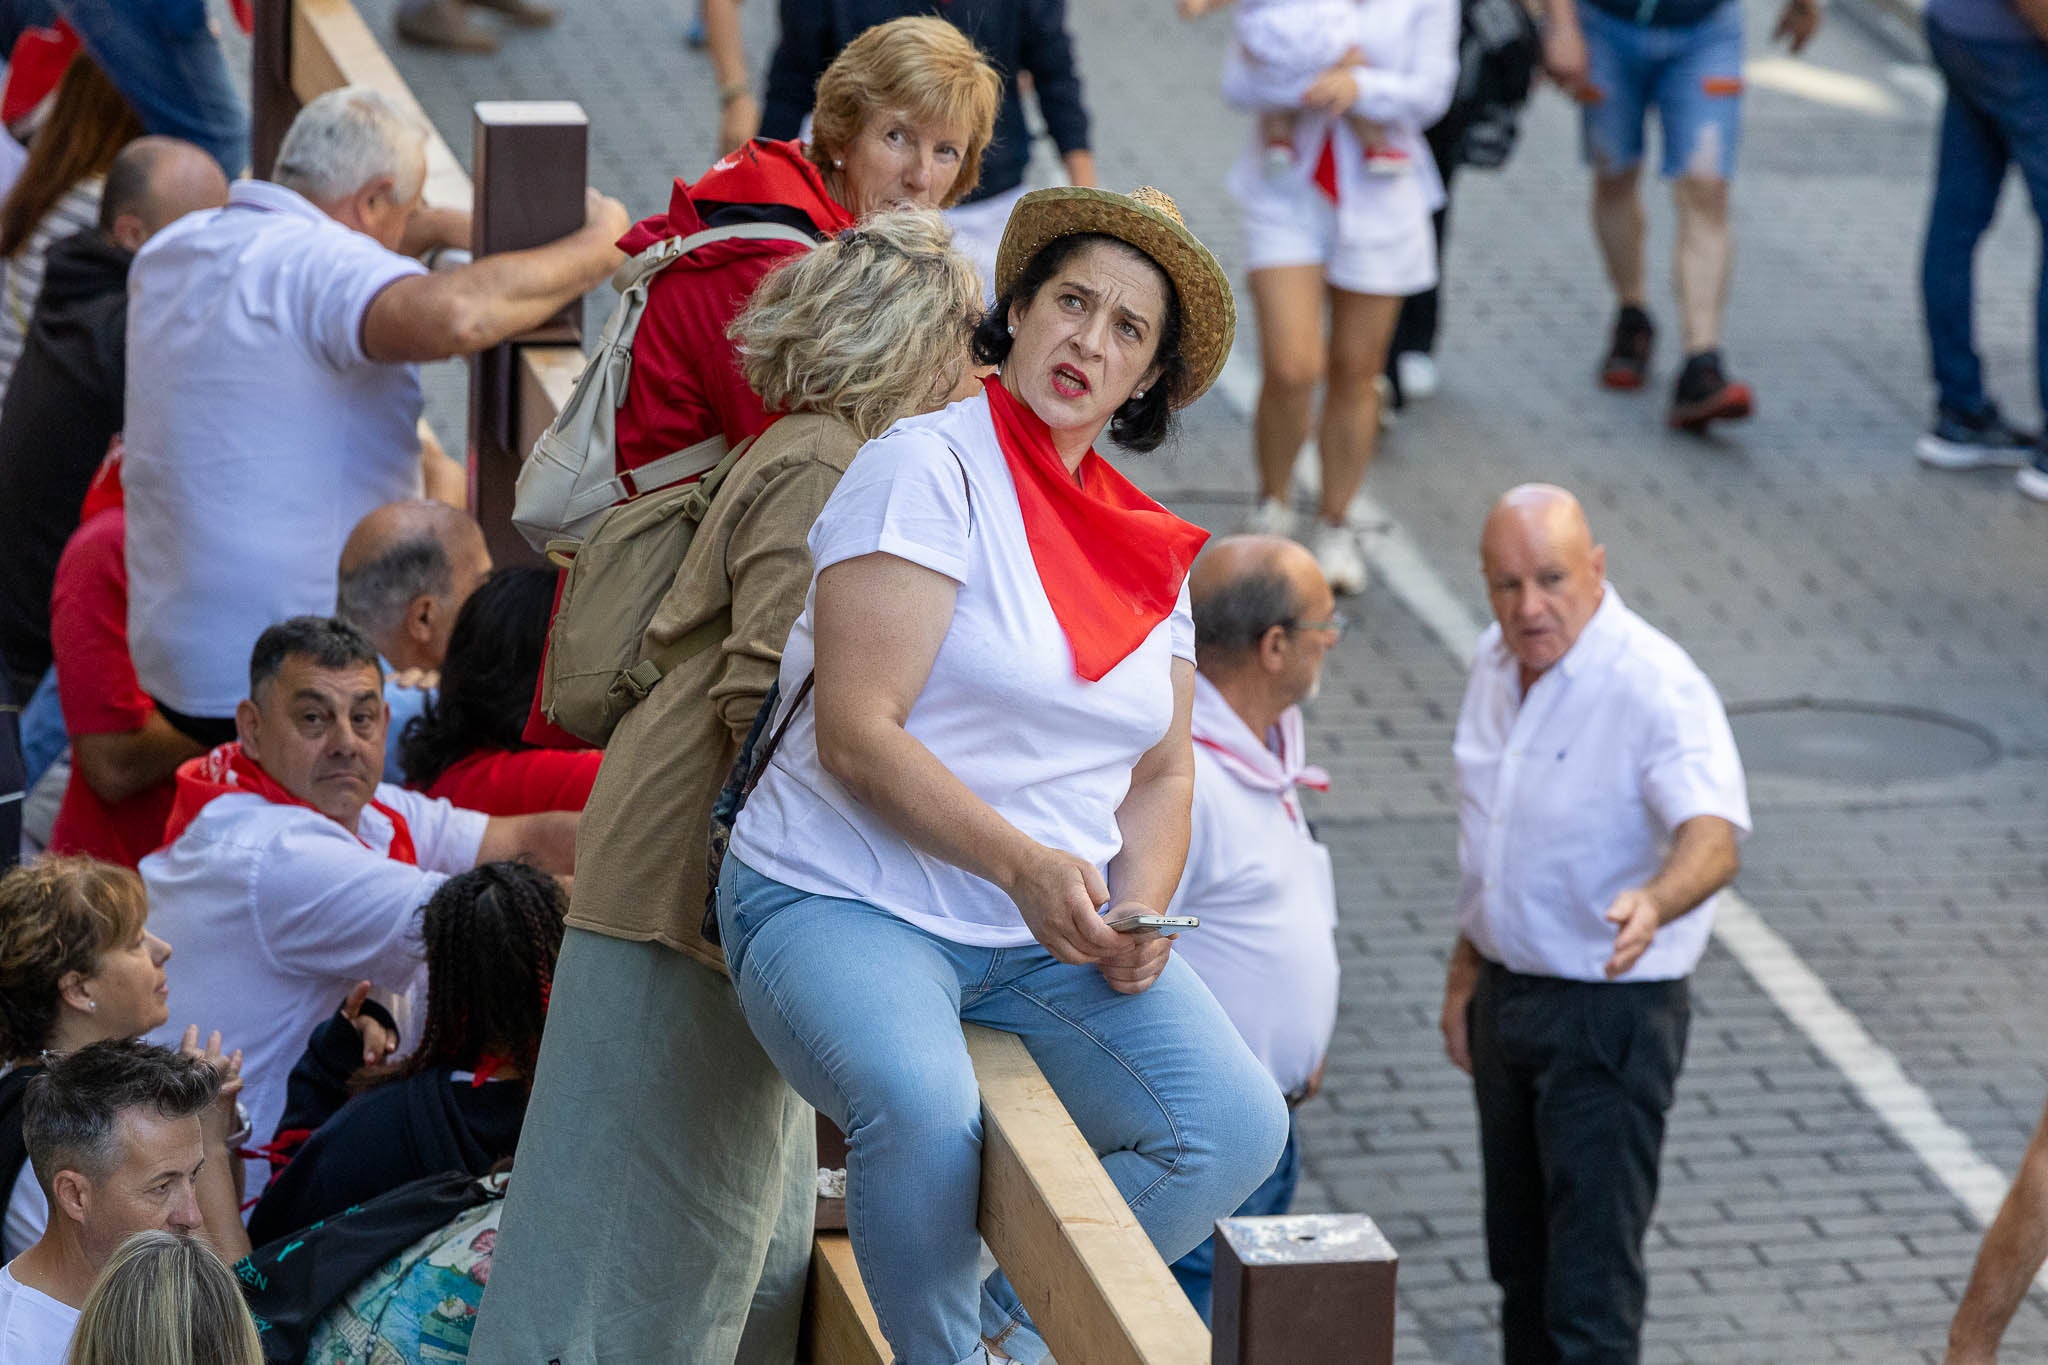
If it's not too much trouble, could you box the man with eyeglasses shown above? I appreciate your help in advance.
[1441,484,1748,1363]
[1162,533,1344,1321]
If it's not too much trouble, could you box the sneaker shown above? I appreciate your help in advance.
[1244,496,1293,538]
[1916,402,2038,470]
[1395,351,1439,401]
[395,0,498,50]
[1666,350,1754,431]
[469,0,556,24]
[1599,305,1655,391]
[2017,447,2048,503]
[1310,521,1368,596]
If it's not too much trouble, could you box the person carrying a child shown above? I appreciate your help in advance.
[1181,0,1457,597]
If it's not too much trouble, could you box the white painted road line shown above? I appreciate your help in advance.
[1213,341,2033,1265]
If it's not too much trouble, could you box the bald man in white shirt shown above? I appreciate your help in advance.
[1165,535,1343,1321]
[1440,485,1748,1365]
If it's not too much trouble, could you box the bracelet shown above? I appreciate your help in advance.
[719,81,753,108]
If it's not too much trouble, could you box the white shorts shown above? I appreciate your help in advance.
[1238,170,1438,298]
[943,183,1027,306]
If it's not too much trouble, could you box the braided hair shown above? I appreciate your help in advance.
[353,861,565,1094]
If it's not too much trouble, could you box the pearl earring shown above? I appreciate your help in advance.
[832,158,844,169]
[86,1000,96,1012]
[1006,324,1016,336]
[1133,388,1146,399]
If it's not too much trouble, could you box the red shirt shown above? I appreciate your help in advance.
[421,748,601,817]
[48,508,175,866]
[611,140,855,472]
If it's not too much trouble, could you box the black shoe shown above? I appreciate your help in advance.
[1916,401,2038,470]
[1600,306,1655,390]
[1667,350,1753,431]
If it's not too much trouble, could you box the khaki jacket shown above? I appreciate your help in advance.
[565,412,862,969]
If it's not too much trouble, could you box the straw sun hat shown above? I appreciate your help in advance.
[993,185,1235,410]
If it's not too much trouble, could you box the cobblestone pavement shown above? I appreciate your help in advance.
[334,0,2048,1357]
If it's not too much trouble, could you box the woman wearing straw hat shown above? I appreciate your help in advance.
[718,185,1289,1365]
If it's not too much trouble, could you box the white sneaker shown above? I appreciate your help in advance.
[1243,496,1293,538]
[1310,521,1368,596]
[1395,351,1439,401]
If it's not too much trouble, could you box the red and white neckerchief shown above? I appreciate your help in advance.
[1191,675,1330,823]
[159,742,418,863]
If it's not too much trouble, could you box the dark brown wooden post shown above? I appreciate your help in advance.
[250,0,299,177]
[1211,1213,1399,1364]
[467,100,589,567]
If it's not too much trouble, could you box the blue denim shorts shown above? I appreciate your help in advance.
[1579,0,1745,179]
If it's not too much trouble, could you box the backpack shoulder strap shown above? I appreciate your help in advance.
[613,220,825,293]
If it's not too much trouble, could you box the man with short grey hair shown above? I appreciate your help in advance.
[1164,534,1342,1320]
[121,87,629,746]
[0,1040,243,1364]
[336,499,493,778]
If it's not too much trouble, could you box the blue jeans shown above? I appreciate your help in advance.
[1921,16,2048,418]
[1169,1118,1301,1323]
[58,0,249,176]
[718,856,1290,1365]
[1578,1,1745,180]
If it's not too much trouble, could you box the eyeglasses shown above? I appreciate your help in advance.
[1285,612,1349,639]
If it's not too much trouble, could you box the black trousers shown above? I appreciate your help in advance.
[1469,961,1690,1365]
[1386,111,1470,385]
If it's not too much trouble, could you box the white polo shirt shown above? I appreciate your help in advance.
[1167,675,1339,1095]
[730,391,1195,948]
[1454,588,1749,983]
[123,180,428,717]
[141,784,487,1189]
[0,1262,77,1365]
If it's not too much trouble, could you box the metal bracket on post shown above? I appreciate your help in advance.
[1211,1213,1399,1364]
[250,0,299,178]
[467,100,588,567]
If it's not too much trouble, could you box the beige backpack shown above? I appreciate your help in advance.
[537,438,753,747]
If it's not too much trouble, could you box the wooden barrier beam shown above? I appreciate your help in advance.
[965,1025,1212,1365]
[804,1234,889,1365]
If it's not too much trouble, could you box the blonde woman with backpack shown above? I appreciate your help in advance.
[469,209,982,1365]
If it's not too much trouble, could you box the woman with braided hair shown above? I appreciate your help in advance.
[245,861,564,1247]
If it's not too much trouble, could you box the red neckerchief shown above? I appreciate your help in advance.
[616,139,855,257]
[159,743,418,863]
[1313,131,1341,203]
[77,437,122,522]
[981,376,1210,682]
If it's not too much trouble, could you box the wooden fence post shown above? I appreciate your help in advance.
[1210,1213,1399,1364]
[250,0,299,177]
[467,100,589,567]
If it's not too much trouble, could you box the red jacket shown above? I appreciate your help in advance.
[611,139,856,471]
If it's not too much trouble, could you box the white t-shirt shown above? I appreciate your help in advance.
[0,1262,78,1365]
[2,1164,44,1263]
[142,784,487,1190]
[123,180,428,717]
[1167,677,1339,1096]
[730,392,1196,948]
[1454,587,1751,983]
